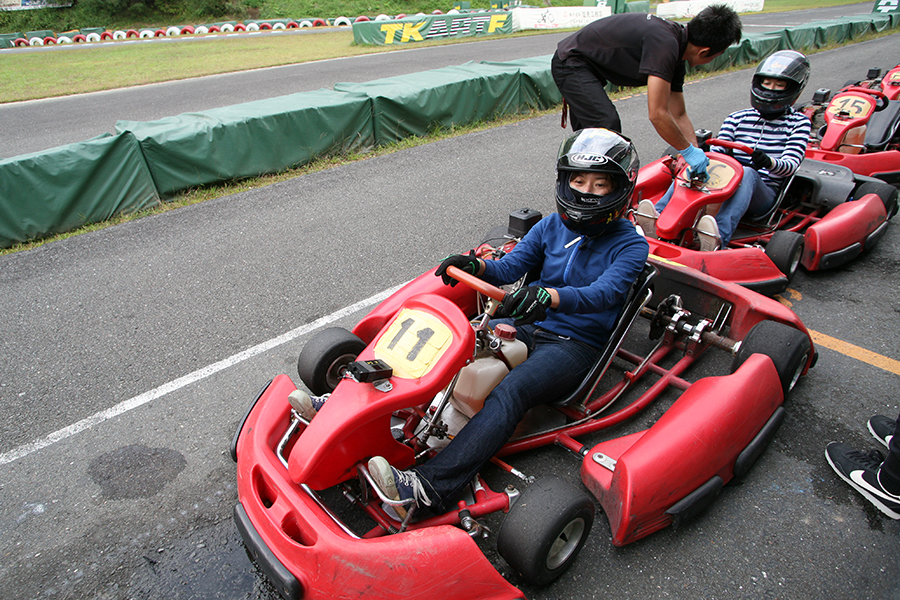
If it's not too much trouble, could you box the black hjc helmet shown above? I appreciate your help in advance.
[555,128,639,237]
[750,50,810,119]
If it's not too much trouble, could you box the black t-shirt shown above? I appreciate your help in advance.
[556,13,688,92]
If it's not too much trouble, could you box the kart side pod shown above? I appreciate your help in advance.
[802,192,888,270]
[581,353,784,546]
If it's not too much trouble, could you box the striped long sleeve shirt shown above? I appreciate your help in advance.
[712,107,811,193]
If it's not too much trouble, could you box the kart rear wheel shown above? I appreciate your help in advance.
[731,320,810,395]
[765,230,804,280]
[497,476,594,586]
[855,180,899,220]
[297,327,366,395]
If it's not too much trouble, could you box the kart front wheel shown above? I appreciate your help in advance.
[765,230,804,280]
[497,476,594,586]
[731,320,811,395]
[297,327,366,395]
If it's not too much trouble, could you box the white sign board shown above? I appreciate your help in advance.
[656,0,764,19]
[511,6,612,31]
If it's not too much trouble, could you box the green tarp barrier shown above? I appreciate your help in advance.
[703,14,900,72]
[0,33,23,48]
[335,62,521,144]
[480,55,562,109]
[351,11,513,46]
[116,89,374,197]
[0,132,159,248]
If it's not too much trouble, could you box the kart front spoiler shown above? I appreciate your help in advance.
[235,374,526,600]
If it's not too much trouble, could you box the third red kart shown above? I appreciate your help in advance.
[231,210,816,599]
[630,136,898,296]
[799,63,900,186]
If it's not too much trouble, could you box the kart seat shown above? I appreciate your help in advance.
[864,99,900,151]
[554,262,657,409]
[744,171,796,227]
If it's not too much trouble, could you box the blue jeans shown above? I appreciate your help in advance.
[413,320,600,513]
[655,166,776,245]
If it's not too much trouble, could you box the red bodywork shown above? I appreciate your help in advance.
[801,64,900,183]
[234,258,813,599]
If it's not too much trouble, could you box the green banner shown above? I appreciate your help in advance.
[352,11,513,46]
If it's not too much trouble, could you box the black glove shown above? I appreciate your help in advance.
[435,250,481,287]
[497,286,552,325]
[750,149,773,171]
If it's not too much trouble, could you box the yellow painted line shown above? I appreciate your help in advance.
[810,330,900,375]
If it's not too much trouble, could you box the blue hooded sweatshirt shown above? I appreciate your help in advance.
[481,213,649,348]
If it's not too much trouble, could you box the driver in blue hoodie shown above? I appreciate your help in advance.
[367,128,650,515]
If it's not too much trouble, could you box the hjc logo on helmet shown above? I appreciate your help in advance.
[570,154,609,165]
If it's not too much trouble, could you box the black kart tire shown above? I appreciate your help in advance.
[297,327,366,395]
[765,230,804,280]
[497,477,594,587]
[855,180,899,220]
[731,320,811,395]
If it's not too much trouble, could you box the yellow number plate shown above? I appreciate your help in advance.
[704,159,736,190]
[827,94,876,119]
[373,308,454,379]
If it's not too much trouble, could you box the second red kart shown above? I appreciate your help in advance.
[630,135,898,296]
[231,211,816,600]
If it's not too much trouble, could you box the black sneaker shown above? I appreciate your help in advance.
[367,456,432,519]
[287,390,329,421]
[825,442,900,519]
[868,415,896,448]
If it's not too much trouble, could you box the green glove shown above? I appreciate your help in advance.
[435,250,480,287]
[498,286,552,325]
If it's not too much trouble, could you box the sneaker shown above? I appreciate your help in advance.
[635,199,659,239]
[695,215,721,251]
[825,442,900,519]
[287,390,329,421]
[367,456,432,519]
[868,415,896,448]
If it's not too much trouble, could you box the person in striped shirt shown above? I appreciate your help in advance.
[638,51,812,251]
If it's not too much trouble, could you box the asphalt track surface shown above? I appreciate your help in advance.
[1,5,899,600]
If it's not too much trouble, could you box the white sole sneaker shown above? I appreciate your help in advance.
[288,389,317,421]
[635,199,659,239]
[695,215,721,251]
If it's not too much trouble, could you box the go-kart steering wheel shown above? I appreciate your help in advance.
[843,85,889,110]
[446,265,509,305]
[707,138,754,156]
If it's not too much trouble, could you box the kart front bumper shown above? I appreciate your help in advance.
[234,375,525,600]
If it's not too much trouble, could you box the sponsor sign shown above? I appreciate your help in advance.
[0,0,73,10]
[352,11,513,46]
[873,0,900,13]
[510,6,611,30]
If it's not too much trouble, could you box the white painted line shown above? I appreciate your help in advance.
[0,282,407,467]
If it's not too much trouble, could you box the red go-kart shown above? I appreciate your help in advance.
[800,64,900,186]
[231,211,816,599]
[631,137,898,296]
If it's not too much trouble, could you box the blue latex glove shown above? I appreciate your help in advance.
[678,144,709,181]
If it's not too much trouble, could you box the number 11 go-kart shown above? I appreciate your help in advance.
[231,211,816,600]
[631,137,898,296]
